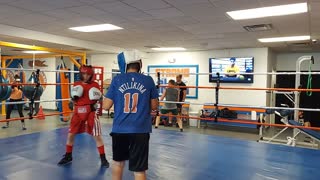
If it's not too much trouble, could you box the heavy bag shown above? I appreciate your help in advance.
[0,73,12,101]
[22,73,43,99]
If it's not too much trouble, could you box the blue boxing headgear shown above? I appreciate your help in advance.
[117,50,142,74]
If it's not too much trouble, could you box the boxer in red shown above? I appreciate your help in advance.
[58,65,109,168]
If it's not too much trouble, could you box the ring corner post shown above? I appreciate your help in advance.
[81,53,86,66]
[1,50,6,116]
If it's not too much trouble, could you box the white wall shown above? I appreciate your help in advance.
[145,48,269,112]
[276,53,320,71]
[91,48,270,113]
[91,54,118,80]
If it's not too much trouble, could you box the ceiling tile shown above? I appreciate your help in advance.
[0,13,58,27]
[271,14,309,35]
[0,0,19,3]
[146,7,184,18]
[121,11,154,21]
[0,5,33,19]
[59,17,102,27]
[67,5,109,17]
[78,0,117,5]
[42,9,85,19]
[136,19,172,28]
[194,33,225,39]
[27,21,68,33]
[122,0,171,10]
[258,0,306,7]
[177,2,230,23]
[92,13,128,24]
[210,0,260,11]
[8,0,86,12]
[179,21,246,35]
[162,16,199,26]
[95,1,138,13]
[165,0,209,6]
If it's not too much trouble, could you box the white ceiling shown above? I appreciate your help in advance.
[0,0,319,54]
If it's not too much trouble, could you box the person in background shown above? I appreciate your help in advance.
[224,57,240,77]
[3,74,26,130]
[176,74,187,121]
[103,57,159,180]
[155,79,183,132]
[33,97,40,116]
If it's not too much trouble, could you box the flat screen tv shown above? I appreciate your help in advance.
[209,57,254,83]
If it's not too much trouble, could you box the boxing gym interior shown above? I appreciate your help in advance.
[0,0,320,179]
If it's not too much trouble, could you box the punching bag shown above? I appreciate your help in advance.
[22,72,43,100]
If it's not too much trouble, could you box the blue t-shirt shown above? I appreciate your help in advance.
[106,73,159,133]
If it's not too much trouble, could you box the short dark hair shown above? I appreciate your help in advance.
[127,62,141,72]
[168,79,175,85]
[176,74,182,78]
[14,74,20,79]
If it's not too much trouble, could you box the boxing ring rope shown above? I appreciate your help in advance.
[0,82,75,86]
[2,67,320,75]
[159,100,320,112]
[2,98,71,105]
[1,82,319,93]
[0,111,73,123]
[151,113,320,131]
[0,67,79,73]
[146,72,320,75]
[158,85,320,92]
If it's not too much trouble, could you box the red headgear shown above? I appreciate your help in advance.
[79,65,94,82]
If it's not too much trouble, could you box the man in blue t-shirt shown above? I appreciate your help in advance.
[103,56,159,180]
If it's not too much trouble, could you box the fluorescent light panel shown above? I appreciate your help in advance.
[23,51,49,54]
[69,24,123,32]
[227,3,308,20]
[151,47,186,51]
[258,36,310,43]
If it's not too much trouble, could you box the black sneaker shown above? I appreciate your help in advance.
[180,129,183,132]
[155,126,158,129]
[22,123,26,130]
[2,123,9,129]
[100,155,109,168]
[58,154,72,166]
[166,123,173,127]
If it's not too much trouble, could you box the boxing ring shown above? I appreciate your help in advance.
[1,41,320,179]
[0,126,320,180]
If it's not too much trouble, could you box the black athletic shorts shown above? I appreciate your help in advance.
[177,103,182,113]
[111,133,150,172]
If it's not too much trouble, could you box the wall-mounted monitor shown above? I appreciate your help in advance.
[209,57,254,83]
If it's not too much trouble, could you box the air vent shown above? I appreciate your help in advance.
[289,42,310,47]
[244,24,273,32]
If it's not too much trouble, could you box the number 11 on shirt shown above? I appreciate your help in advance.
[124,93,139,113]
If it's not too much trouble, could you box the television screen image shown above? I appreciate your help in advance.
[209,57,254,83]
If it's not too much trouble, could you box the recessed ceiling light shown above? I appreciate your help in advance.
[69,24,123,32]
[151,47,186,51]
[258,36,310,43]
[227,3,308,20]
[22,51,50,54]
